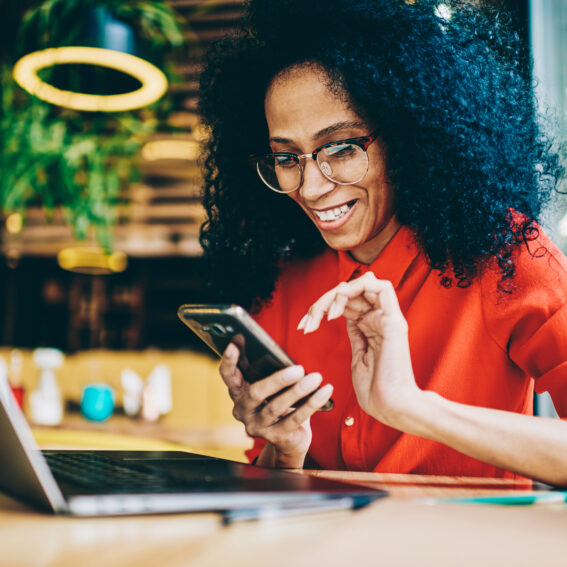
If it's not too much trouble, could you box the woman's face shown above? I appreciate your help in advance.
[264,65,400,264]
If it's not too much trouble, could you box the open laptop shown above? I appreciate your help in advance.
[0,391,385,516]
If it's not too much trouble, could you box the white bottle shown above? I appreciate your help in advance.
[141,364,172,422]
[121,368,144,417]
[29,348,64,426]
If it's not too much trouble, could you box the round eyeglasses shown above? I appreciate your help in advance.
[249,131,379,194]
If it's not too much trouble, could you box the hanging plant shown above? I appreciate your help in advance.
[0,0,185,251]
[20,0,185,56]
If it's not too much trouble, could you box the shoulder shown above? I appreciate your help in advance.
[480,224,567,292]
[509,226,567,295]
[480,226,567,349]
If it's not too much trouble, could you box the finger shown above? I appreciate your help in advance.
[334,294,373,321]
[303,277,382,333]
[345,318,370,359]
[302,282,351,332]
[372,278,401,313]
[255,372,323,427]
[297,313,309,330]
[219,343,244,393]
[362,290,378,306]
[327,291,350,320]
[300,274,397,334]
[333,275,397,317]
[361,279,407,333]
[239,365,305,414]
[273,384,334,433]
[298,284,345,331]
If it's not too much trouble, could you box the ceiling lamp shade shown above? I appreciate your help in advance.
[12,46,168,112]
[57,246,127,274]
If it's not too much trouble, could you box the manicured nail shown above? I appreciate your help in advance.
[225,343,238,358]
[314,383,333,400]
[300,373,322,392]
[328,301,341,320]
[282,365,304,382]
[297,314,309,330]
[304,315,318,334]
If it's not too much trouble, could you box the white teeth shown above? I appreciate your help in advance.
[313,203,353,222]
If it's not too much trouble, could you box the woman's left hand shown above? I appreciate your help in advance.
[298,272,424,427]
[299,273,567,486]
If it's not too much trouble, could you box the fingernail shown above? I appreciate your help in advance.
[304,315,318,334]
[314,384,333,400]
[301,373,323,392]
[328,301,340,320]
[297,314,309,330]
[282,365,304,382]
[226,343,238,358]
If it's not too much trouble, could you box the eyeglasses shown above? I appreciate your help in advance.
[250,131,379,194]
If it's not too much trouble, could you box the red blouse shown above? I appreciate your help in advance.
[246,226,567,478]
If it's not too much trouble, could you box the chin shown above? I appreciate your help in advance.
[322,238,361,252]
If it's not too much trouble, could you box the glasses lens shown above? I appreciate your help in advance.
[318,143,368,184]
[256,155,301,193]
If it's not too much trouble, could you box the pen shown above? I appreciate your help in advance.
[222,496,358,525]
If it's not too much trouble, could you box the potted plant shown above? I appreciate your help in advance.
[0,0,185,252]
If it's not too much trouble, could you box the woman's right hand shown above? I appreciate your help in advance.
[219,343,333,468]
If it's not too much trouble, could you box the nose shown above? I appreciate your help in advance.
[298,158,335,201]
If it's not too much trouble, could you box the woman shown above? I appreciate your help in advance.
[198,0,567,484]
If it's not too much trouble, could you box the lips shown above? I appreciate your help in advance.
[310,199,358,230]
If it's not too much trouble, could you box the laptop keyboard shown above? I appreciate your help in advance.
[44,452,200,494]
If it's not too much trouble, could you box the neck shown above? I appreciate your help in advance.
[349,217,402,265]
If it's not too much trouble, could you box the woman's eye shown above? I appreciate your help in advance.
[325,144,357,159]
[275,156,297,168]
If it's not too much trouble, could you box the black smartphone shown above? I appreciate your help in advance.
[177,304,333,411]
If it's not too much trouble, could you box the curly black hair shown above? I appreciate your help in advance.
[198,0,562,310]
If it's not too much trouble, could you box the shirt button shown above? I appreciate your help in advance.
[344,416,355,426]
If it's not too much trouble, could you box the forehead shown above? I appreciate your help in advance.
[264,65,362,139]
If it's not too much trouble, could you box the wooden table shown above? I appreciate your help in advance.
[2,469,566,567]
[6,350,565,566]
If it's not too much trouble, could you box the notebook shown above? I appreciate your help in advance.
[0,391,385,516]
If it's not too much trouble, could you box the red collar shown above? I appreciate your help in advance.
[337,226,420,286]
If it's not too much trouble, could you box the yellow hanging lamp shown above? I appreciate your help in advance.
[13,46,168,112]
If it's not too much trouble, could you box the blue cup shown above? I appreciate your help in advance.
[81,384,115,422]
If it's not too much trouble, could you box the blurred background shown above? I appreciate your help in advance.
[0,0,564,450]
[0,0,251,456]
[0,0,243,352]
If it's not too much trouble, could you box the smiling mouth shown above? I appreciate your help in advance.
[312,200,357,222]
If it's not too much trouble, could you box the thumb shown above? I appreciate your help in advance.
[219,343,245,392]
[345,319,368,361]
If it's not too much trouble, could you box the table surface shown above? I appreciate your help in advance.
[2,466,566,567]
[3,413,566,567]
[5,351,565,566]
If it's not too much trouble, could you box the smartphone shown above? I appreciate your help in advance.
[177,304,333,411]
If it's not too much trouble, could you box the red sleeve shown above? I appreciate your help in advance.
[245,437,267,464]
[482,229,567,418]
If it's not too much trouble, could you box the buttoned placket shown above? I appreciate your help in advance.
[335,227,418,470]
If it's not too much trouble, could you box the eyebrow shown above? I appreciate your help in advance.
[269,120,366,145]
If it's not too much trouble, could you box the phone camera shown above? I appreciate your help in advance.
[202,323,228,337]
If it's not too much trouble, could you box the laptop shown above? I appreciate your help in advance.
[0,391,385,516]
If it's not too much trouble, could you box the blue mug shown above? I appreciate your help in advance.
[81,384,115,422]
